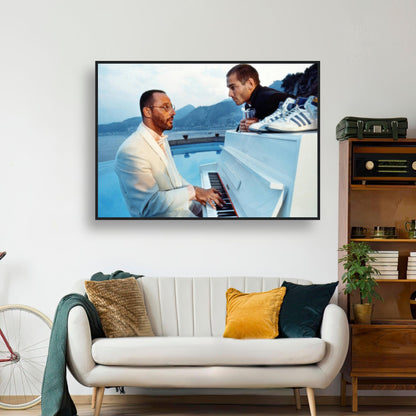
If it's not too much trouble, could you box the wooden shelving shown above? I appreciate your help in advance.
[338,138,416,412]
[351,184,416,191]
[371,319,416,325]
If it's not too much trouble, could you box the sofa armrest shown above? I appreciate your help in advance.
[66,305,97,387]
[317,303,349,387]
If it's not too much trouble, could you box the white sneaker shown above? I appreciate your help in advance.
[266,96,318,132]
[249,97,296,132]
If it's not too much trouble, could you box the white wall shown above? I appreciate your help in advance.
[1,0,416,396]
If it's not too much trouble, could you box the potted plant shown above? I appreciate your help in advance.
[338,241,383,324]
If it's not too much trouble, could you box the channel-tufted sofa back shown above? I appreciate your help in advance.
[138,276,312,337]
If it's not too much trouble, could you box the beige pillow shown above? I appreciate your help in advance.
[85,277,154,338]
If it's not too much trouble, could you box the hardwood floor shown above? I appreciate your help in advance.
[2,402,416,416]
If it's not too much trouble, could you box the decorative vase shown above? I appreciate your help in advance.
[353,303,374,324]
[410,290,416,319]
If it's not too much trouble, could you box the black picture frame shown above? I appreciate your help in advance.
[96,61,320,220]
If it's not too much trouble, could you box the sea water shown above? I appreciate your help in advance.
[98,130,225,162]
[97,141,222,218]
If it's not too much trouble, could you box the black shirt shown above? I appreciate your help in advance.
[246,85,293,120]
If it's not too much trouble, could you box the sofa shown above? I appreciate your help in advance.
[66,276,349,416]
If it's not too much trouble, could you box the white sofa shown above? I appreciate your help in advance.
[67,276,349,416]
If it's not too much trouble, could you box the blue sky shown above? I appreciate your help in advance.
[97,62,313,124]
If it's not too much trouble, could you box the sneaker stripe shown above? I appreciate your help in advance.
[298,112,311,124]
[290,116,302,127]
[295,115,308,126]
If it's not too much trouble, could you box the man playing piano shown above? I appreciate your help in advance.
[226,64,293,132]
[115,90,224,217]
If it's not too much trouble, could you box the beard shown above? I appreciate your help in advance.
[164,117,174,130]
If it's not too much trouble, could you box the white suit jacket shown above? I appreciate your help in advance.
[115,123,195,217]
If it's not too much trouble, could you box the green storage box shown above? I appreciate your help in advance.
[336,117,407,141]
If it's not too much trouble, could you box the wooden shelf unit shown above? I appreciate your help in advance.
[338,138,416,412]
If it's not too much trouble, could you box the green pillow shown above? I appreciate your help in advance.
[278,281,338,338]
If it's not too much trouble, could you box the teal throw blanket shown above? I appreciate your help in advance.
[41,270,142,416]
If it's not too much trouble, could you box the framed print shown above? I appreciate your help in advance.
[96,61,320,220]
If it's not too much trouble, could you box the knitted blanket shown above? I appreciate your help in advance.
[41,271,141,416]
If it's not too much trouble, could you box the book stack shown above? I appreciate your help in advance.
[407,252,416,279]
[371,250,399,279]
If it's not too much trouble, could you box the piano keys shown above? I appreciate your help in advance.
[205,172,238,217]
[200,130,318,218]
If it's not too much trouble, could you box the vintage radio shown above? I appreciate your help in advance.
[352,141,416,184]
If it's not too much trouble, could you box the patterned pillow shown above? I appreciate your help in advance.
[85,277,154,338]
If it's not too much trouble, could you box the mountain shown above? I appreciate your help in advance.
[98,116,141,135]
[172,100,241,130]
[174,104,195,120]
[98,101,241,135]
[269,80,283,91]
[97,105,196,135]
[281,63,318,97]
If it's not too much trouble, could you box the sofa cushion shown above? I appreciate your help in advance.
[91,336,326,366]
[85,277,154,338]
[223,287,286,339]
[279,281,338,338]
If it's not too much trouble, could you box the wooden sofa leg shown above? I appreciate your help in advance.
[92,386,97,408]
[293,388,301,410]
[94,387,105,416]
[352,376,358,412]
[306,387,316,416]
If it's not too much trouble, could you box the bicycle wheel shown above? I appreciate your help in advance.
[0,304,52,410]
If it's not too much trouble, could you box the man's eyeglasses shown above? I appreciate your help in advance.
[148,104,176,112]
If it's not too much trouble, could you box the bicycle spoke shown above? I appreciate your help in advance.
[18,362,40,400]
[19,337,50,354]
[0,305,51,409]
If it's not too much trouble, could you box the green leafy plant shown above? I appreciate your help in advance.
[338,241,383,304]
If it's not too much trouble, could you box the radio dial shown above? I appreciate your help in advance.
[365,160,375,171]
[412,161,416,171]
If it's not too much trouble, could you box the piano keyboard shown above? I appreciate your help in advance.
[206,172,238,218]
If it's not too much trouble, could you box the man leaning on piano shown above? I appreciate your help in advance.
[226,64,293,132]
[115,89,224,218]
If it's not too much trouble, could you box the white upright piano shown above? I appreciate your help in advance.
[200,130,318,218]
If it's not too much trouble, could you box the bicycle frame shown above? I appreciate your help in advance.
[0,327,18,362]
[0,252,16,363]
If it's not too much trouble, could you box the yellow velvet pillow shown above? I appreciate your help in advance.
[223,287,286,339]
[85,277,154,338]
